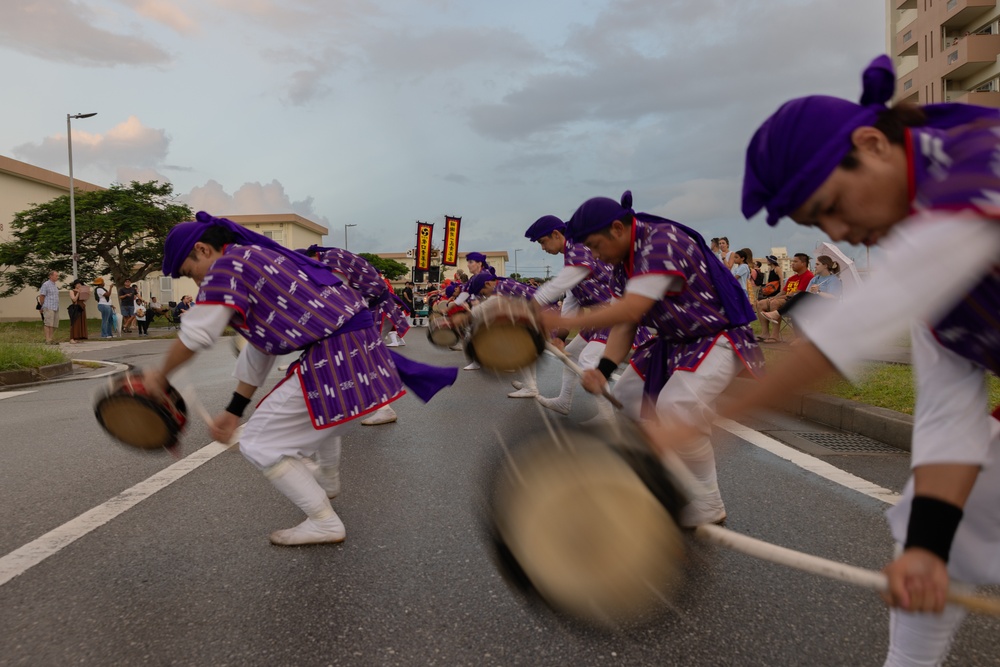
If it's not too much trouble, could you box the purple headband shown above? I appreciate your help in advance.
[565,191,635,243]
[162,211,341,287]
[524,215,566,242]
[466,252,487,264]
[466,271,496,296]
[742,55,899,226]
[444,283,459,298]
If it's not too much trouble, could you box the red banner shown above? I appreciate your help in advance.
[442,216,461,266]
[416,222,433,271]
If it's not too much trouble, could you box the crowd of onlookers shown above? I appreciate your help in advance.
[36,270,194,344]
[709,237,844,344]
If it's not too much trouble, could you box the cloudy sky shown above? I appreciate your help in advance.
[1,0,887,277]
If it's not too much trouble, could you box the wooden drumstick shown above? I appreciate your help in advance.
[694,524,1000,616]
[544,342,624,410]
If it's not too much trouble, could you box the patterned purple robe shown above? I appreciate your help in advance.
[493,277,537,300]
[909,122,1000,383]
[199,245,403,428]
[611,219,764,381]
[315,248,410,337]
[563,241,614,344]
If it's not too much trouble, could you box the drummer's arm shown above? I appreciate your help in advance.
[146,304,234,391]
[212,344,276,443]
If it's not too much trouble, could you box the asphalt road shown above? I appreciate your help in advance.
[1,334,997,666]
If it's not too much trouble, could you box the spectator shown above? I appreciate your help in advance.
[68,278,90,343]
[762,254,843,325]
[718,236,736,269]
[147,295,164,318]
[119,279,138,333]
[400,281,415,320]
[93,277,114,339]
[710,237,721,259]
[38,269,60,345]
[756,253,813,342]
[174,294,193,319]
[733,248,756,308]
[135,297,150,336]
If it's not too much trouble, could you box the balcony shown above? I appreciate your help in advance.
[948,90,1000,107]
[895,0,917,7]
[942,0,996,29]
[941,32,1000,78]
[896,26,919,56]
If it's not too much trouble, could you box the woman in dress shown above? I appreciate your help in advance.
[68,278,90,343]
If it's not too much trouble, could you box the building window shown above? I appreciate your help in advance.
[903,79,913,91]
[262,230,284,243]
[160,276,173,292]
[903,30,912,42]
[946,0,956,9]
[948,50,959,64]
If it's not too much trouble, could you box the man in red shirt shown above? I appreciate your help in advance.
[757,253,813,342]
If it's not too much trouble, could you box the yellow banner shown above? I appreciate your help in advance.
[416,222,433,271]
[442,216,461,266]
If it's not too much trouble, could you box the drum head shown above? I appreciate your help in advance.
[467,324,543,372]
[96,397,175,450]
[427,325,460,348]
[489,428,686,627]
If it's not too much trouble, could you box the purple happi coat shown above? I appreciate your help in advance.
[909,121,1000,386]
[564,241,614,344]
[612,219,764,383]
[316,248,410,337]
[199,244,404,428]
[493,277,537,300]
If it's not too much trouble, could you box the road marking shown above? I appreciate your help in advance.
[0,391,36,401]
[0,437,238,588]
[718,419,900,506]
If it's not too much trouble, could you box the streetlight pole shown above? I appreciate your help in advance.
[67,112,97,280]
[344,223,357,250]
[514,249,522,279]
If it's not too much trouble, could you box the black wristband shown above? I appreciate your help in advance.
[904,496,964,563]
[596,357,618,380]
[225,392,252,418]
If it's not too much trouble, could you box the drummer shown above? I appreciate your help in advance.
[541,191,764,527]
[465,271,542,399]
[452,253,495,370]
[301,245,410,425]
[732,55,1000,665]
[147,212,456,546]
[524,214,627,425]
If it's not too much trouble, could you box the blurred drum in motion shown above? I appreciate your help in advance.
[94,372,188,452]
[465,297,545,372]
[486,421,688,627]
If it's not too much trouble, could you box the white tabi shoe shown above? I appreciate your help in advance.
[510,380,523,390]
[463,361,481,371]
[386,332,402,347]
[449,343,463,351]
[507,387,539,398]
[269,516,346,546]
[360,405,398,425]
[535,395,571,415]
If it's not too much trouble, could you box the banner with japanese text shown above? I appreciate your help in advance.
[416,222,433,271]
[442,216,461,266]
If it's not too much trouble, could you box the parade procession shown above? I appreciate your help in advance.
[3,1,1000,665]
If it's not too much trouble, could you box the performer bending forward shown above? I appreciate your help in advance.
[147,213,455,545]
[542,192,763,527]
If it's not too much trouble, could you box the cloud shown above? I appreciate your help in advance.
[181,179,330,225]
[12,116,171,174]
[122,0,200,36]
[0,0,171,66]
[364,27,541,78]
[650,179,741,223]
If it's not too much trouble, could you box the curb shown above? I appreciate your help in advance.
[0,361,73,387]
[732,378,913,452]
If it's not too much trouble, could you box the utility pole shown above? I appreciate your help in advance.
[544,265,550,279]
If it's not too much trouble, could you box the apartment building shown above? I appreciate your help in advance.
[891,0,1000,107]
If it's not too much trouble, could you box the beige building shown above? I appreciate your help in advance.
[890,0,1000,107]
[0,155,328,320]
[0,156,103,320]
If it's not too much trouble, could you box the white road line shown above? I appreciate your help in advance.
[717,418,901,506]
[0,437,237,588]
[0,391,36,401]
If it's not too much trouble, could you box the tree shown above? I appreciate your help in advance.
[0,181,193,297]
[358,253,410,281]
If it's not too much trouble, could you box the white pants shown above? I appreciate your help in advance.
[653,339,743,490]
[884,600,967,667]
[552,335,605,403]
[240,377,357,470]
[611,363,646,422]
